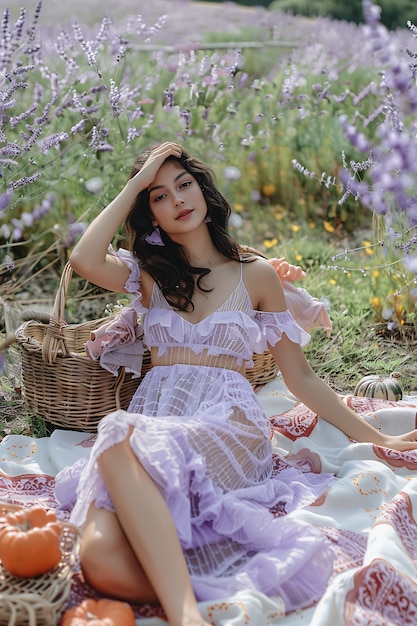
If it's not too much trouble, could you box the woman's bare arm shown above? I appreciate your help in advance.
[252,261,417,451]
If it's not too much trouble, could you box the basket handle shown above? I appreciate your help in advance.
[114,367,126,410]
[41,263,73,364]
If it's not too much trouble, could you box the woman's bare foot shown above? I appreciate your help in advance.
[181,612,212,626]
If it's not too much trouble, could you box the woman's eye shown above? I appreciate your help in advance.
[154,194,165,202]
[180,180,192,189]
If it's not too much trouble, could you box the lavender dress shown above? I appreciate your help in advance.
[57,252,335,612]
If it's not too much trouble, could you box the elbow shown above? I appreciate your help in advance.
[283,375,303,399]
[68,248,84,275]
[68,247,95,280]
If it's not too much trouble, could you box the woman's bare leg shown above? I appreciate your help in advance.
[94,436,211,626]
[80,504,158,603]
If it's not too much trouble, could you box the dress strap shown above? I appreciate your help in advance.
[217,261,252,314]
[150,281,171,310]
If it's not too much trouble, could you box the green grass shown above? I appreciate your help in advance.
[273,224,417,396]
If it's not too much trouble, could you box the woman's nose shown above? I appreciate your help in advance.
[174,194,185,206]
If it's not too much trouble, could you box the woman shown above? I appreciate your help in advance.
[63,142,417,626]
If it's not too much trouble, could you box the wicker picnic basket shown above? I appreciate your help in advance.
[15,263,278,432]
[0,502,79,626]
[15,262,151,432]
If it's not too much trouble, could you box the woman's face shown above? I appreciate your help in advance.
[147,160,208,239]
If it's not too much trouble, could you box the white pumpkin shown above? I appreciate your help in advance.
[354,373,403,401]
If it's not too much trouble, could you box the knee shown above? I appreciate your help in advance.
[96,432,133,474]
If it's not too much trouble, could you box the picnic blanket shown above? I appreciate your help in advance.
[1,376,417,625]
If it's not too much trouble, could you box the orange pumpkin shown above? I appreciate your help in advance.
[60,599,136,626]
[0,506,62,577]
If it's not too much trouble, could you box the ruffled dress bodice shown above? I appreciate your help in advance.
[143,266,310,368]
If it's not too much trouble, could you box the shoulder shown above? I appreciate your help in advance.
[243,257,287,312]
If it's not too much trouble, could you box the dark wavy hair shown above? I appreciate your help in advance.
[124,144,249,311]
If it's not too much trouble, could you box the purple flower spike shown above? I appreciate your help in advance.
[0,189,13,213]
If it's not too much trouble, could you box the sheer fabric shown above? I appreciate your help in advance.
[57,252,335,612]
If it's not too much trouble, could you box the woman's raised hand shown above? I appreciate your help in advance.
[129,142,182,192]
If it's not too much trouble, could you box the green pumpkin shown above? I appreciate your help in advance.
[354,373,403,401]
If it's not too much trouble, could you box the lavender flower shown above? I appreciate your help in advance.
[164,86,176,108]
[85,177,103,194]
[9,103,38,128]
[109,79,122,116]
[0,189,12,213]
[223,166,241,181]
[4,255,14,270]
[72,21,97,66]
[38,131,69,153]
[9,173,41,189]
[0,143,20,158]
[70,119,86,134]
[0,224,11,239]
[229,213,243,229]
[72,89,88,115]
[292,159,315,178]
[65,219,87,248]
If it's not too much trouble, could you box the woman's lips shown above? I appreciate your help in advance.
[176,209,194,220]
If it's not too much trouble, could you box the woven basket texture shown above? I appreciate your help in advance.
[246,350,278,386]
[16,263,277,432]
[0,502,79,626]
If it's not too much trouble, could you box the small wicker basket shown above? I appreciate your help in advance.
[0,502,79,626]
[16,263,277,432]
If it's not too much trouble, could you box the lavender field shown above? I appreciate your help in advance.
[1,0,414,242]
[0,0,416,403]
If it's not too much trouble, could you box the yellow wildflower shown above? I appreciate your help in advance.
[363,241,373,256]
[371,297,380,308]
[373,270,379,278]
[262,184,276,197]
[329,278,337,285]
[291,224,300,233]
[323,221,335,233]
[263,238,278,249]
[296,254,303,262]
[234,203,244,213]
[271,206,286,221]
[308,222,316,229]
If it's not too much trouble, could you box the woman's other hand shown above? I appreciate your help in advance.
[269,257,306,282]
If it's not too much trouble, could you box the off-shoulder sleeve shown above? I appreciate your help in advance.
[108,245,146,314]
[252,309,311,353]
